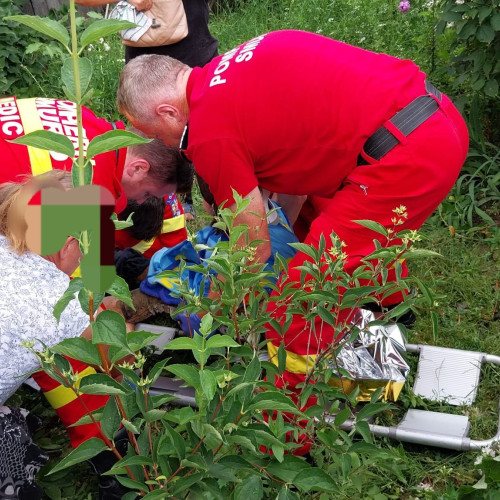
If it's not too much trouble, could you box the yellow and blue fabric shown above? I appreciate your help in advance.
[140,200,299,305]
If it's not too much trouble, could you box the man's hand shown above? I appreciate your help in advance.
[229,186,272,265]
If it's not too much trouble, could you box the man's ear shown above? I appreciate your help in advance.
[156,103,179,121]
[124,158,150,180]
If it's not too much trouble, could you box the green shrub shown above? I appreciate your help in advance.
[0,0,63,96]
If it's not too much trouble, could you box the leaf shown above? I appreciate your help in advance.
[431,310,439,341]
[334,407,351,427]
[272,444,285,463]
[148,358,170,386]
[78,289,104,319]
[165,364,200,389]
[47,438,107,475]
[353,220,388,237]
[115,476,148,493]
[200,369,217,401]
[277,341,287,374]
[9,129,75,159]
[234,475,263,500]
[91,310,129,349]
[317,305,335,327]
[356,402,391,422]
[121,418,140,434]
[51,337,101,366]
[476,24,495,44]
[412,277,434,307]
[267,455,309,483]
[287,242,320,260]
[104,455,154,475]
[53,278,84,322]
[152,394,176,408]
[106,275,134,310]
[86,130,150,160]
[111,211,134,230]
[61,56,92,99]
[244,355,262,382]
[80,18,137,48]
[202,424,223,449]
[72,159,93,187]
[484,79,499,97]
[100,397,121,440]
[355,420,372,443]
[293,468,338,493]
[440,11,464,22]
[78,373,130,395]
[225,435,257,454]
[123,330,160,353]
[491,12,500,31]
[404,249,442,260]
[277,488,300,500]
[144,409,166,423]
[163,337,196,350]
[247,392,305,417]
[207,463,238,481]
[169,473,204,498]
[206,335,240,349]
[157,421,185,461]
[5,15,69,46]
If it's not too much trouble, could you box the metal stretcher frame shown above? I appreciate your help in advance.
[328,343,500,451]
[143,324,500,452]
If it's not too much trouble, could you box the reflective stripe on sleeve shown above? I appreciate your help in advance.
[16,98,53,176]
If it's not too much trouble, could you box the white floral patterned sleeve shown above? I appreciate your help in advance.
[0,236,90,405]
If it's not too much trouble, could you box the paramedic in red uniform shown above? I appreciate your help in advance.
[0,96,192,212]
[0,96,192,451]
[117,29,469,443]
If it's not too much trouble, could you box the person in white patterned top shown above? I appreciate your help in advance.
[0,172,132,498]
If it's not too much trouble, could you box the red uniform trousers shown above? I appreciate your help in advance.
[265,93,469,453]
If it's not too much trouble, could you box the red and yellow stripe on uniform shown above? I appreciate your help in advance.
[32,358,109,448]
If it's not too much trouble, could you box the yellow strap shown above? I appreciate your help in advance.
[267,342,318,375]
[132,214,186,254]
[16,98,53,176]
[44,365,96,410]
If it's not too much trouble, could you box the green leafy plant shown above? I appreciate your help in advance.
[0,0,64,96]
[24,191,441,498]
[437,0,500,99]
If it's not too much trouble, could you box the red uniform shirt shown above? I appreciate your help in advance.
[185,30,427,207]
[114,194,187,258]
[0,97,127,213]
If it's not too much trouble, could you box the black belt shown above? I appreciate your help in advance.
[357,81,442,166]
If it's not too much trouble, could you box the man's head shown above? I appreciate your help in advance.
[121,127,194,203]
[117,54,192,146]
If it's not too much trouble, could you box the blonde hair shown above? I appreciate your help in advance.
[0,171,72,254]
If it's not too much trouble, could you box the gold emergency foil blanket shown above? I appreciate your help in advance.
[328,309,410,401]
